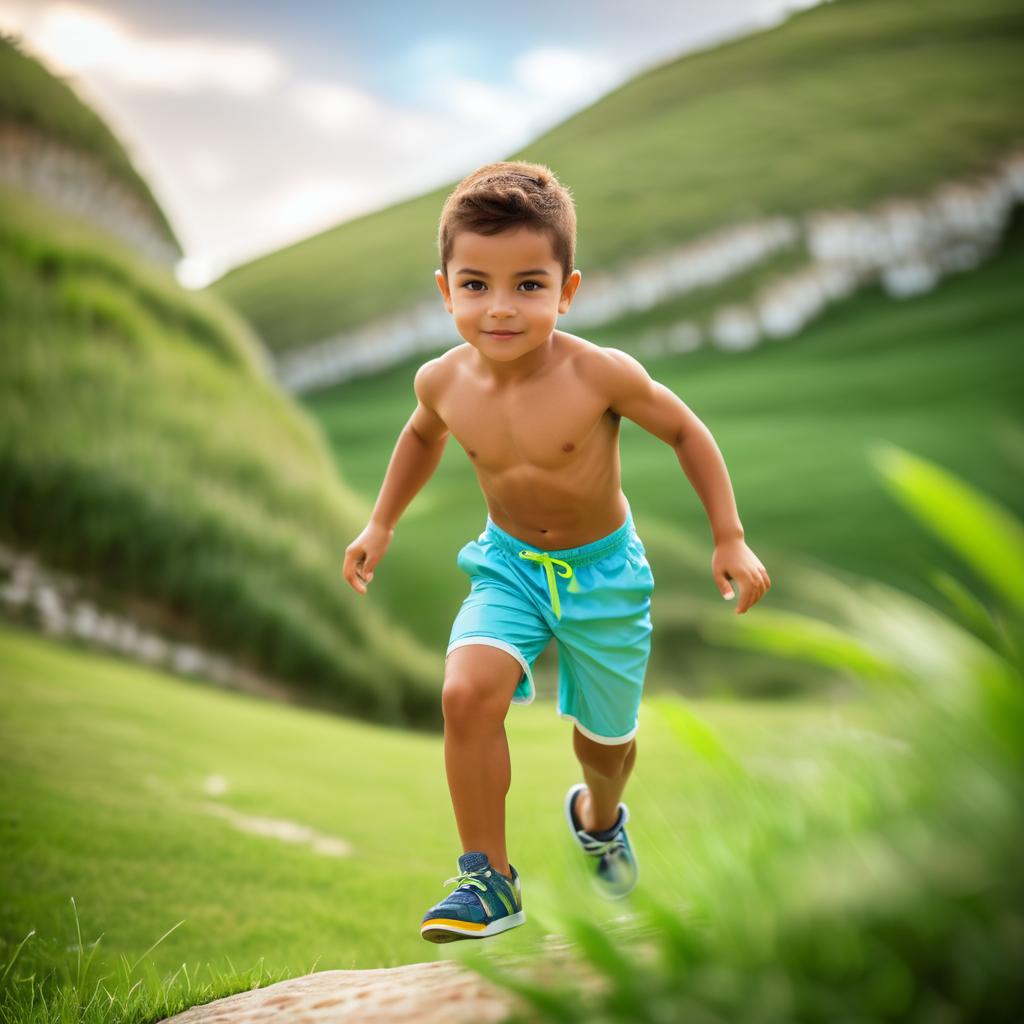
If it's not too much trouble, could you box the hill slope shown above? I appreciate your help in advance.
[0,185,437,726]
[0,33,180,256]
[211,0,1024,355]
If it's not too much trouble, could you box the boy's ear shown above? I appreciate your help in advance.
[558,269,582,314]
[435,269,453,313]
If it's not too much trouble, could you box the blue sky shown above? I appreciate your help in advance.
[0,0,819,286]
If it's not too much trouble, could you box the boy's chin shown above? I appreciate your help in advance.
[465,333,550,359]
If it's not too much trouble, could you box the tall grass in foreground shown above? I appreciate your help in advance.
[0,902,309,1023]
[456,442,1023,1022]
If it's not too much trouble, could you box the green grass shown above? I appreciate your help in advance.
[0,184,439,729]
[0,34,179,254]
[211,0,1024,354]
[1,443,1020,1021]
[299,215,1024,698]
[0,617,889,1021]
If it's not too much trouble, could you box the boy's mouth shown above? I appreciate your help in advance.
[485,330,521,337]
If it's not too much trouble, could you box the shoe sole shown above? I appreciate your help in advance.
[420,910,527,942]
[564,783,639,900]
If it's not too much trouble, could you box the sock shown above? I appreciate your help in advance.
[575,792,623,840]
[586,815,623,841]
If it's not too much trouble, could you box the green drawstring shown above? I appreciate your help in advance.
[518,550,574,618]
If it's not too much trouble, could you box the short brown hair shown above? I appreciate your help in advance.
[437,160,576,285]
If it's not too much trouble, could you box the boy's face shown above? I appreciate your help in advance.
[435,227,582,364]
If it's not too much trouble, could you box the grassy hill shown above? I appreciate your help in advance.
[0,33,180,254]
[299,213,1024,698]
[0,185,438,727]
[210,0,1024,355]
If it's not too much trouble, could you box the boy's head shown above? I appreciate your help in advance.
[436,160,577,287]
[435,161,582,363]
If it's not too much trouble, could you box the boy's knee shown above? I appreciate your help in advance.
[441,671,508,730]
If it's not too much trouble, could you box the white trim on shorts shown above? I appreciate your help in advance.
[558,708,638,745]
[445,636,536,705]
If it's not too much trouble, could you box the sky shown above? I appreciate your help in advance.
[0,0,819,288]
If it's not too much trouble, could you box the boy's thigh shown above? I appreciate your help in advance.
[555,611,652,745]
[447,578,551,706]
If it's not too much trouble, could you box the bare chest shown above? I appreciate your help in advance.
[439,381,614,472]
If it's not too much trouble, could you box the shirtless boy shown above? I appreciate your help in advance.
[342,160,771,943]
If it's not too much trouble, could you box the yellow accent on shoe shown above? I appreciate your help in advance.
[517,550,574,618]
[421,917,486,931]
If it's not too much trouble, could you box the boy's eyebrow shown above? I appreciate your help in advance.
[454,267,551,276]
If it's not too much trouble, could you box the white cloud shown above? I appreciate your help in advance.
[1,2,284,94]
[513,46,621,105]
[265,176,363,239]
[443,75,535,135]
[291,79,378,134]
[184,149,230,190]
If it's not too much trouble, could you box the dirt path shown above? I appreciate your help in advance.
[159,958,529,1024]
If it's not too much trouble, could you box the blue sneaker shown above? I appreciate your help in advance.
[565,783,639,899]
[420,851,526,942]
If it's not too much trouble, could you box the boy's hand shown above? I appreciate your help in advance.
[712,539,771,614]
[343,520,395,595]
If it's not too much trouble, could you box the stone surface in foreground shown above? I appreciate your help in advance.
[159,958,525,1024]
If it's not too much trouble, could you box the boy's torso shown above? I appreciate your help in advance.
[429,331,629,550]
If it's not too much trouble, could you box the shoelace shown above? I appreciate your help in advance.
[575,829,627,858]
[517,549,574,618]
[442,868,491,892]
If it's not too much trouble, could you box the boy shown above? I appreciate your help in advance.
[343,161,771,943]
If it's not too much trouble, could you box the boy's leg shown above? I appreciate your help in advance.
[572,726,638,832]
[442,644,523,879]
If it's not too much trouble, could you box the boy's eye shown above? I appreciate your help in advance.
[461,280,543,292]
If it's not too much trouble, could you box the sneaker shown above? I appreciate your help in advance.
[565,783,639,899]
[420,850,526,942]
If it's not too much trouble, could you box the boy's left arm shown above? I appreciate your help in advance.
[595,348,771,614]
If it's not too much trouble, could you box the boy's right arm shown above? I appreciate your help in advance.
[343,359,450,595]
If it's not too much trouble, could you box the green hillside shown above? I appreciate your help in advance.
[0,33,180,255]
[0,185,438,727]
[301,214,1024,697]
[211,0,1024,355]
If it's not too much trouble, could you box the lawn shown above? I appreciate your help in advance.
[0,619,880,990]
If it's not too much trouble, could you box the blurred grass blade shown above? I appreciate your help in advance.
[700,608,907,685]
[646,695,746,780]
[927,568,1009,656]
[869,442,1024,612]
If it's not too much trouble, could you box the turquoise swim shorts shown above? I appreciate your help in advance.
[446,504,654,745]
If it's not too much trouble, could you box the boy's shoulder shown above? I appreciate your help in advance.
[561,333,646,392]
[413,346,461,403]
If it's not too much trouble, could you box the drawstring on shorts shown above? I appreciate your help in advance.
[517,550,574,619]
